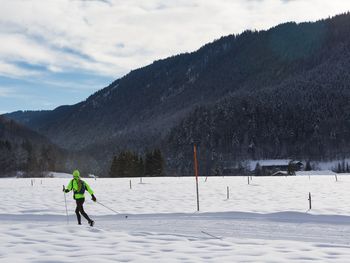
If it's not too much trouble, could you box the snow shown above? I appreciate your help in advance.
[296,170,336,176]
[1,175,350,262]
[47,172,73,178]
[314,159,350,171]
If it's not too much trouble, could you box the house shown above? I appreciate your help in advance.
[251,159,304,176]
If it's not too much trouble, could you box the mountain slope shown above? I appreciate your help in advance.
[6,13,350,174]
[0,115,64,176]
[166,51,350,174]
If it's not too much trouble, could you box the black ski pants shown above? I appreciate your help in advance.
[75,198,92,224]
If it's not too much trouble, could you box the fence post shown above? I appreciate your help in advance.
[308,192,312,210]
[227,186,229,199]
[129,180,132,189]
[194,144,200,212]
[248,176,250,185]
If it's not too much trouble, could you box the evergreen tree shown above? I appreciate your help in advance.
[39,146,56,173]
[254,162,262,176]
[287,161,295,175]
[110,151,146,177]
[342,159,346,173]
[144,151,154,177]
[305,160,312,171]
[152,149,164,176]
[337,162,342,173]
[144,149,164,176]
[137,157,144,177]
[109,156,118,177]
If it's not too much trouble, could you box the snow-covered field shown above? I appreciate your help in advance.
[1,176,350,262]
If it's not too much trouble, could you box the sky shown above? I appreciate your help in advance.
[0,0,349,114]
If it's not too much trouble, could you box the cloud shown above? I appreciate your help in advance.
[0,87,13,97]
[0,86,33,99]
[0,0,349,112]
[0,61,40,78]
[0,0,349,81]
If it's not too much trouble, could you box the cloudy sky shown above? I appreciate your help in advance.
[0,0,349,113]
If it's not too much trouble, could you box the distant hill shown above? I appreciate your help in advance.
[0,115,62,176]
[6,110,51,126]
[0,115,102,176]
[6,13,350,175]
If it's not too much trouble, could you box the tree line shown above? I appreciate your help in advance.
[0,139,58,177]
[109,149,164,177]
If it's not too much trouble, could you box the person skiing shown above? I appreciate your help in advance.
[63,170,97,226]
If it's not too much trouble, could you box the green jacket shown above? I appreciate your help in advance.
[66,179,94,199]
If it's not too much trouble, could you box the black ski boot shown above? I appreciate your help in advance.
[89,220,95,227]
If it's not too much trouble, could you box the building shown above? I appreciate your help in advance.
[251,159,304,176]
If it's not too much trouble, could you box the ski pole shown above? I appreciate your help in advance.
[96,201,120,214]
[201,231,222,240]
[63,185,69,224]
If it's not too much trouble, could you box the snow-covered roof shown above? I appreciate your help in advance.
[47,172,72,178]
[271,171,288,176]
[249,159,295,170]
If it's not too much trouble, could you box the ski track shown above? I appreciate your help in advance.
[1,176,350,262]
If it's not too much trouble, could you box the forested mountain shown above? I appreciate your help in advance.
[5,13,350,175]
[0,115,64,176]
[0,115,102,176]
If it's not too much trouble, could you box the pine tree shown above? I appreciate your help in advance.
[305,160,312,171]
[287,161,295,175]
[342,159,346,173]
[137,157,144,177]
[337,162,342,173]
[144,151,154,177]
[144,149,164,176]
[110,151,146,177]
[152,149,164,176]
[254,162,262,176]
[109,156,118,177]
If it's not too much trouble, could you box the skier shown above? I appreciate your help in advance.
[63,170,97,226]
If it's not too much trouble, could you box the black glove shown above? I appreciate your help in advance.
[64,189,70,193]
[91,194,97,202]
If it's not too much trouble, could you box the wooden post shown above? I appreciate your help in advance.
[248,176,250,185]
[129,180,132,189]
[194,144,200,212]
[227,186,229,199]
[335,174,338,182]
[308,192,312,210]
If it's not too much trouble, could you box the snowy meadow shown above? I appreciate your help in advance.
[1,175,350,262]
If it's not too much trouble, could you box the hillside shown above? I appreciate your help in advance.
[5,13,350,175]
[0,115,64,176]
